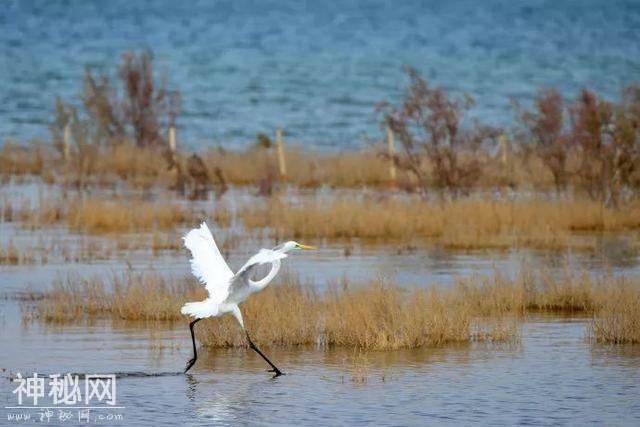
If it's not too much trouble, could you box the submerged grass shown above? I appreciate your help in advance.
[25,267,640,348]
[241,197,640,249]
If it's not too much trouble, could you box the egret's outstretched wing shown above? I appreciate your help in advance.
[183,222,234,302]
[226,249,288,296]
[235,249,287,278]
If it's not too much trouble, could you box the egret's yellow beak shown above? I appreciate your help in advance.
[297,244,317,250]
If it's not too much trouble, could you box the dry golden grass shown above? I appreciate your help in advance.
[241,197,640,249]
[66,199,191,233]
[109,273,204,321]
[456,268,617,314]
[26,268,640,347]
[13,197,65,227]
[0,241,36,265]
[0,141,46,176]
[0,141,172,187]
[34,276,111,322]
[30,272,516,349]
[65,143,171,188]
[0,141,394,189]
[588,279,640,344]
[95,143,172,188]
[31,272,204,323]
[11,190,637,251]
[0,139,584,192]
[15,197,194,233]
[1,140,638,199]
[150,232,183,254]
[202,147,393,188]
[320,282,474,349]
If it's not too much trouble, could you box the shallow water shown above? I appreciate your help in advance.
[3,0,640,148]
[2,219,639,295]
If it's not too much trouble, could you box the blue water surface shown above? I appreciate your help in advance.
[1,0,639,149]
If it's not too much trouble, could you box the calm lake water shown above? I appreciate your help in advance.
[2,0,640,148]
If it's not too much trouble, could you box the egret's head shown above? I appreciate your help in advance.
[275,241,316,253]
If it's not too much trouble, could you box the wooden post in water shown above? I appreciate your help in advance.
[63,122,71,162]
[499,133,508,166]
[275,128,287,179]
[387,127,396,182]
[169,124,177,154]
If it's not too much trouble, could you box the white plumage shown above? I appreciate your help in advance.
[182,222,234,303]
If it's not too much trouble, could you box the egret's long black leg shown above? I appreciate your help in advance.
[185,318,201,373]
[245,331,283,377]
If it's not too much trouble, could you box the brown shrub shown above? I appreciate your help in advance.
[380,66,500,197]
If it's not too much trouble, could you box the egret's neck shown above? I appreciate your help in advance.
[249,259,281,290]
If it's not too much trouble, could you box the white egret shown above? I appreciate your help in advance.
[181,222,315,376]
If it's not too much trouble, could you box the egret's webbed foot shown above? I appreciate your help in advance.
[267,368,284,377]
[245,331,284,377]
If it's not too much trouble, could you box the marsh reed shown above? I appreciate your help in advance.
[241,197,640,249]
[26,267,640,348]
[31,272,204,322]
[12,197,195,233]
[588,278,640,344]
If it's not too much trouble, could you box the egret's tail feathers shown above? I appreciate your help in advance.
[180,300,218,319]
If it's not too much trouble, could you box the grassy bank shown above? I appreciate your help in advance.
[24,268,640,348]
